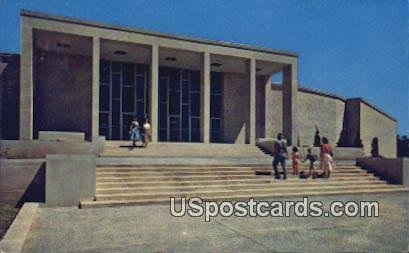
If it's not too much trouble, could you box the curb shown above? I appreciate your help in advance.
[0,203,39,253]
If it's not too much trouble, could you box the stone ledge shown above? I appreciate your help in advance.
[0,202,39,253]
[38,131,85,142]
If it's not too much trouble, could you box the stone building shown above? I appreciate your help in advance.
[0,10,397,157]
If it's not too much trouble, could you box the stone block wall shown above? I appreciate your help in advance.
[265,86,283,139]
[265,85,397,157]
[222,73,249,144]
[359,100,397,157]
[34,50,93,140]
[296,90,345,146]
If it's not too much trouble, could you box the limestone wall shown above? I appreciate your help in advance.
[265,85,345,147]
[296,91,345,146]
[265,87,283,138]
[222,73,249,144]
[264,86,397,157]
[34,51,93,140]
[360,101,397,157]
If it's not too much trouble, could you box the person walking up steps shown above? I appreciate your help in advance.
[303,148,317,179]
[320,137,334,178]
[291,147,301,175]
[272,133,288,180]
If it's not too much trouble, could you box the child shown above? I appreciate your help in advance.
[304,148,317,178]
[291,147,301,175]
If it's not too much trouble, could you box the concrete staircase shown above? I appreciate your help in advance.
[101,141,271,158]
[80,164,409,208]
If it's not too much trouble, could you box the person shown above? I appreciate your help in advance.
[291,147,301,175]
[303,148,317,179]
[142,117,151,148]
[313,124,321,147]
[320,137,334,178]
[272,133,288,179]
[129,117,142,147]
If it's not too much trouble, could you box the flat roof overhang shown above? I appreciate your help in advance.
[21,9,298,63]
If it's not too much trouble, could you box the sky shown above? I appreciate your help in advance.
[0,0,408,134]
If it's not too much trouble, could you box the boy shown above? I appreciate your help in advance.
[303,148,317,179]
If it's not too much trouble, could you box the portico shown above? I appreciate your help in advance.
[19,10,298,145]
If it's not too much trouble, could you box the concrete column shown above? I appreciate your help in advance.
[282,62,298,146]
[150,44,159,142]
[19,18,33,140]
[249,58,256,145]
[200,52,211,143]
[91,37,100,141]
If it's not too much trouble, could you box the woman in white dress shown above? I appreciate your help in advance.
[142,117,151,148]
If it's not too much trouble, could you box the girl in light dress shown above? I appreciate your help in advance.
[129,117,142,147]
[291,147,301,175]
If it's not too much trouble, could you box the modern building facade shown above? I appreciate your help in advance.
[0,10,398,157]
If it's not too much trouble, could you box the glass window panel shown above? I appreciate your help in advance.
[99,113,109,128]
[159,129,167,141]
[211,72,223,93]
[100,60,110,83]
[99,85,110,111]
[112,99,120,124]
[122,87,135,113]
[159,78,168,102]
[136,76,145,100]
[145,72,150,116]
[181,129,189,142]
[211,130,221,143]
[191,129,200,142]
[182,105,189,129]
[190,71,200,92]
[136,101,145,119]
[112,73,120,99]
[111,126,120,140]
[169,92,180,115]
[182,81,189,103]
[191,117,200,129]
[122,114,133,129]
[169,116,180,141]
[99,127,108,138]
[112,62,121,73]
[211,118,221,132]
[169,69,180,92]
[135,64,146,75]
[122,63,135,86]
[122,128,130,141]
[211,94,222,118]
[181,70,189,80]
[190,93,200,116]
[159,103,168,128]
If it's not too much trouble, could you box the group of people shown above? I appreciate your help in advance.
[129,117,151,148]
[272,132,334,180]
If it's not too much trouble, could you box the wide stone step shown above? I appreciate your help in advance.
[95,184,404,201]
[81,187,409,208]
[96,180,387,194]
[95,176,381,189]
[96,173,376,183]
[95,165,362,173]
[96,178,275,188]
[96,168,367,176]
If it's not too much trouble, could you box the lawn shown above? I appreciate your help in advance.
[0,203,19,240]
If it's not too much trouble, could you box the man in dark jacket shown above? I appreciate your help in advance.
[273,133,288,179]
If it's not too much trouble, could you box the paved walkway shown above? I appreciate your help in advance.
[23,192,409,252]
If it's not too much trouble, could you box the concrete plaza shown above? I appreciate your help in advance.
[22,192,409,253]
